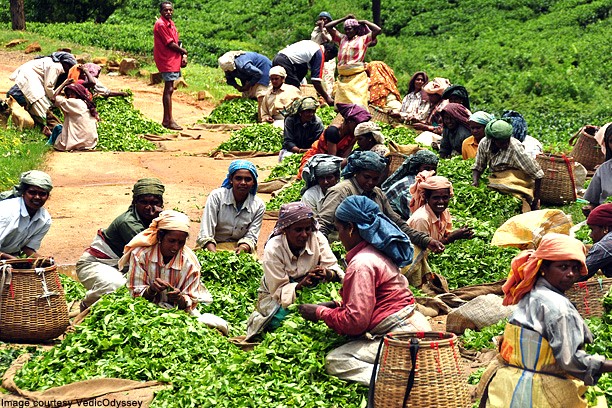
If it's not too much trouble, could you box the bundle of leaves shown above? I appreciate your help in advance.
[461,319,507,351]
[59,274,86,302]
[203,98,258,124]
[95,94,158,151]
[266,179,305,210]
[264,153,303,181]
[317,105,339,126]
[380,123,419,146]
[217,124,283,152]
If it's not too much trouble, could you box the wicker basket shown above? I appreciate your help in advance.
[569,125,604,171]
[300,84,319,99]
[369,105,397,124]
[0,258,69,342]
[565,278,612,318]
[387,152,408,176]
[370,331,470,408]
[535,153,577,205]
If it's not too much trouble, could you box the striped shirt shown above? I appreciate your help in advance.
[333,33,372,69]
[473,137,544,180]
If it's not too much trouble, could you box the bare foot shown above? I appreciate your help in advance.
[42,126,51,137]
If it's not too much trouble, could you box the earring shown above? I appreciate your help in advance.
[349,229,353,237]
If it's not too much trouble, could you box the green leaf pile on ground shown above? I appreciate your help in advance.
[202,98,258,124]
[60,274,87,303]
[265,153,303,181]
[380,123,418,146]
[217,123,283,153]
[266,179,305,211]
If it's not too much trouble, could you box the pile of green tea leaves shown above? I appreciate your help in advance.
[217,124,283,152]
[317,105,339,126]
[585,294,612,406]
[95,94,159,151]
[13,251,367,407]
[380,123,419,146]
[266,179,305,211]
[264,153,303,181]
[461,319,507,351]
[59,274,86,302]
[202,98,258,124]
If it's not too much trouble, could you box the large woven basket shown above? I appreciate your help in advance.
[370,331,470,408]
[565,278,612,319]
[569,125,604,171]
[387,152,408,176]
[369,105,397,124]
[535,153,577,205]
[0,258,69,342]
[300,84,319,99]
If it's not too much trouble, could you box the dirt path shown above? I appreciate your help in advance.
[0,50,278,265]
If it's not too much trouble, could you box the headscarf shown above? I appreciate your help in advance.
[366,61,401,108]
[408,170,453,214]
[82,63,102,78]
[118,210,194,270]
[221,160,258,195]
[65,83,99,120]
[132,178,165,199]
[422,77,451,95]
[342,150,387,179]
[441,85,470,110]
[502,110,528,142]
[0,170,53,200]
[218,51,246,72]
[441,102,471,129]
[335,196,414,267]
[587,203,612,227]
[318,11,332,20]
[285,96,319,117]
[269,65,287,78]
[469,111,495,126]
[354,122,385,144]
[381,150,439,192]
[407,71,429,94]
[301,154,343,193]
[594,123,612,161]
[485,119,514,140]
[502,233,587,306]
[271,202,318,238]
[49,51,77,68]
[344,19,360,29]
[336,103,372,124]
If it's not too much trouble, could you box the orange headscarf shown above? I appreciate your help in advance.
[502,233,587,306]
[408,170,453,214]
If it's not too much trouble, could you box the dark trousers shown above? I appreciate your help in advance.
[272,53,308,88]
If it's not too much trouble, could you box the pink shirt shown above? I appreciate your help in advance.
[332,32,372,69]
[316,241,414,336]
[153,16,181,73]
[407,204,452,242]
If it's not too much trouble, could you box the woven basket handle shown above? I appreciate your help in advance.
[568,129,581,147]
[401,338,420,408]
[367,337,387,408]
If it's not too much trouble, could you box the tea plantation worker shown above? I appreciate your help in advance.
[196,160,265,255]
[301,154,343,214]
[406,171,474,286]
[410,77,451,135]
[579,203,612,280]
[390,71,430,124]
[272,40,337,106]
[245,202,343,340]
[67,63,129,98]
[297,103,372,178]
[462,111,495,160]
[280,96,325,161]
[44,80,99,151]
[354,122,389,157]
[260,65,301,127]
[472,119,544,211]
[0,170,53,260]
[478,233,612,407]
[441,84,470,110]
[583,123,612,216]
[381,149,439,220]
[7,51,77,126]
[75,178,165,310]
[366,61,402,111]
[121,210,212,313]
[310,11,336,95]
[298,196,432,386]
[326,15,381,108]
[154,1,188,131]
[438,102,472,158]
[502,110,543,159]
[317,151,445,254]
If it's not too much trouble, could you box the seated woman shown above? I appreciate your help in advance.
[366,61,402,111]
[354,122,389,157]
[121,210,213,313]
[478,233,612,407]
[245,202,343,340]
[381,149,439,220]
[411,77,451,136]
[76,178,165,310]
[462,111,495,160]
[67,63,129,98]
[472,119,544,211]
[298,103,372,178]
[441,84,470,110]
[438,102,472,158]
[301,154,343,214]
[260,66,301,128]
[44,80,98,151]
[298,195,432,386]
[196,160,265,254]
[317,151,444,254]
[502,110,543,159]
[0,170,53,260]
[579,203,612,280]
[281,97,325,161]
[583,123,612,216]
[390,71,430,124]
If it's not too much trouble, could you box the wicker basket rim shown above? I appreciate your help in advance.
[1,258,55,272]
[536,154,575,162]
[386,331,457,345]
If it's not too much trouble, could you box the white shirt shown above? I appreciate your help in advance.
[0,197,51,254]
[301,185,325,215]
[279,40,322,65]
[9,57,64,104]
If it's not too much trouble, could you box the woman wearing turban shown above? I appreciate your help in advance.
[353,121,389,157]
[441,84,470,110]
[196,160,265,255]
[579,203,612,280]
[462,111,495,160]
[583,123,612,216]
[76,178,165,310]
[438,102,472,158]
[280,96,325,161]
[260,65,301,128]
[301,154,343,214]
[478,233,612,407]
[298,195,431,386]
[0,170,53,260]
[472,119,544,211]
[245,202,343,340]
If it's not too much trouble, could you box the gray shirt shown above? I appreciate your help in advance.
[584,160,612,206]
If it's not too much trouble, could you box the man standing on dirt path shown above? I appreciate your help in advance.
[154,1,187,131]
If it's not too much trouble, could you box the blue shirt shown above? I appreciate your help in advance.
[225,52,271,88]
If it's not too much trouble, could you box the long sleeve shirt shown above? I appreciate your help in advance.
[584,232,612,279]
[316,241,414,336]
[260,83,301,122]
[225,52,272,88]
[473,137,544,180]
[407,204,452,242]
[439,124,472,157]
[0,197,51,254]
[583,160,612,206]
[283,115,325,150]
[317,178,431,249]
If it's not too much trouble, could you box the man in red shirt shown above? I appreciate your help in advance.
[153,1,187,130]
